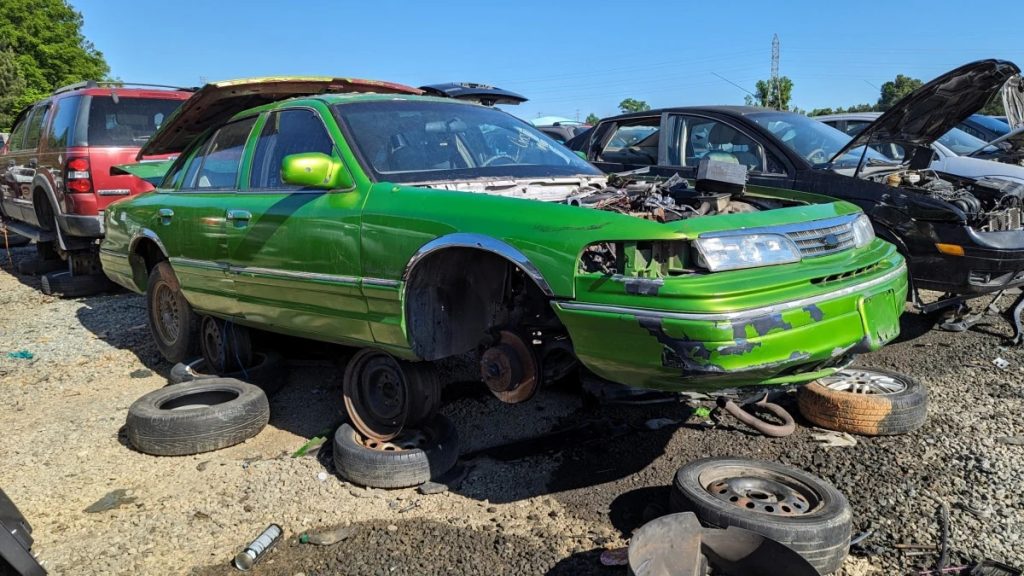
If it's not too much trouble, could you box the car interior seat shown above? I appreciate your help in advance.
[707,123,762,170]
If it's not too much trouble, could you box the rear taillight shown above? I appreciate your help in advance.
[65,157,92,194]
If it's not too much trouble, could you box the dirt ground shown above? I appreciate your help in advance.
[0,242,1021,576]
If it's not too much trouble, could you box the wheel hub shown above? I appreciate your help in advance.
[706,476,812,517]
[819,369,907,395]
[479,330,539,404]
[343,351,411,441]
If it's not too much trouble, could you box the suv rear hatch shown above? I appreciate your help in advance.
[65,92,189,216]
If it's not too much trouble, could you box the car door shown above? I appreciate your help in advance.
[156,116,259,316]
[663,113,795,189]
[1,104,50,228]
[225,105,371,342]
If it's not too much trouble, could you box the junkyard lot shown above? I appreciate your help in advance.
[0,242,1021,575]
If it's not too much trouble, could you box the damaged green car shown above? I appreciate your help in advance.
[100,77,907,439]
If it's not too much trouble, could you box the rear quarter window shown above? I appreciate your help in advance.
[44,96,81,149]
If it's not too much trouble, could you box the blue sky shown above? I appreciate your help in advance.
[74,0,1024,121]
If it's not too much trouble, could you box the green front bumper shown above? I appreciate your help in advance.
[553,260,908,392]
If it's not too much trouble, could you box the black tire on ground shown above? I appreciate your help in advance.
[1,231,31,247]
[40,270,113,297]
[333,414,459,489]
[797,368,928,436]
[146,261,199,364]
[16,256,65,276]
[168,351,287,395]
[126,378,270,456]
[670,457,852,575]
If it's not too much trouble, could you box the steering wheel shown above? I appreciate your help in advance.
[805,148,828,164]
[482,154,516,167]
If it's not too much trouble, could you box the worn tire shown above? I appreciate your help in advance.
[147,261,199,364]
[41,270,113,297]
[126,379,269,456]
[168,352,286,395]
[798,368,928,436]
[333,414,459,489]
[670,457,852,575]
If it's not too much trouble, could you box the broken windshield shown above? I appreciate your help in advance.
[332,100,601,183]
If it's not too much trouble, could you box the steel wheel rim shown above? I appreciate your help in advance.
[153,282,180,343]
[344,352,410,441]
[356,428,428,452]
[699,466,822,517]
[819,369,907,395]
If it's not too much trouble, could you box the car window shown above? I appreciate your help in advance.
[250,109,335,190]
[598,118,659,165]
[843,121,870,137]
[5,112,31,152]
[666,114,777,173]
[333,100,599,183]
[44,96,81,149]
[937,127,997,155]
[81,96,183,147]
[22,104,51,151]
[749,112,893,169]
[957,122,984,140]
[182,117,257,190]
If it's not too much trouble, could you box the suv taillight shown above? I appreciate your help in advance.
[65,157,92,193]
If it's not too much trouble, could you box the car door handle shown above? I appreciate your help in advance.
[157,208,174,225]
[226,209,252,221]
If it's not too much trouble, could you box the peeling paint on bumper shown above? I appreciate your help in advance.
[552,262,908,392]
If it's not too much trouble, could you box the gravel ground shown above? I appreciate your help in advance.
[0,242,1021,576]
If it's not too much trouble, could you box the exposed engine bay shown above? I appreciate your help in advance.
[868,169,1024,232]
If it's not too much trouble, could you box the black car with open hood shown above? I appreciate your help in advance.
[571,59,1024,342]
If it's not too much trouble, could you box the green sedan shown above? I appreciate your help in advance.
[100,77,907,439]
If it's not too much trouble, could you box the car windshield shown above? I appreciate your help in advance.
[82,96,184,147]
[970,114,1010,136]
[937,127,998,155]
[332,100,601,183]
[749,111,893,168]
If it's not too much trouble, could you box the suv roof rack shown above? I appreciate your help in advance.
[52,80,198,95]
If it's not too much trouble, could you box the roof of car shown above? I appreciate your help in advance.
[597,105,776,122]
[812,112,882,122]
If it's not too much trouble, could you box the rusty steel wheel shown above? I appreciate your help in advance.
[797,368,928,436]
[343,350,440,441]
[146,262,199,363]
[671,457,852,575]
[480,330,540,403]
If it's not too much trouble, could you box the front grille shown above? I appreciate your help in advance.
[785,220,856,258]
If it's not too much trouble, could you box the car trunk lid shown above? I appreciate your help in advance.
[137,76,423,158]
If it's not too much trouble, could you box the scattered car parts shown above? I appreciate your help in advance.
[332,414,459,489]
[670,457,853,574]
[797,368,928,436]
[627,511,819,576]
[125,379,270,456]
[418,82,527,106]
[714,394,796,437]
[0,490,45,576]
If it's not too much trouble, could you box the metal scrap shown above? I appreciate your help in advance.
[810,429,858,448]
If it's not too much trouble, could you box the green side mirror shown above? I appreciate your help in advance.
[280,152,354,190]
[574,150,587,160]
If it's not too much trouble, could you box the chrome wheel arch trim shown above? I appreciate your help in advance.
[402,232,554,296]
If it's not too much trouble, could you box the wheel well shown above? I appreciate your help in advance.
[404,248,558,361]
[129,238,167,291]
[33,187,54,231]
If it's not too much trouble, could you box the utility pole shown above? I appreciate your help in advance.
[770,34,781,110]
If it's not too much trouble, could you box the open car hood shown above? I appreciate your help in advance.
[137,76,422,158]
[830,59,1021,164]
[1004,73,1024,129]
[418,82,527,106]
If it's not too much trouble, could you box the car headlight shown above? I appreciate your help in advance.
[693,234,801,271]
[851,214,875,248]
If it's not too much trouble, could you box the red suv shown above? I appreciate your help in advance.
[0,81,192,295]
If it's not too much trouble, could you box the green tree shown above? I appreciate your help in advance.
[0,0,110,128]
[0,49,24,130]
[618,98,651,113]
[980,94,1005,117]
[747,77,793,110]
[877,74,923,110]
[585,112,600,125]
